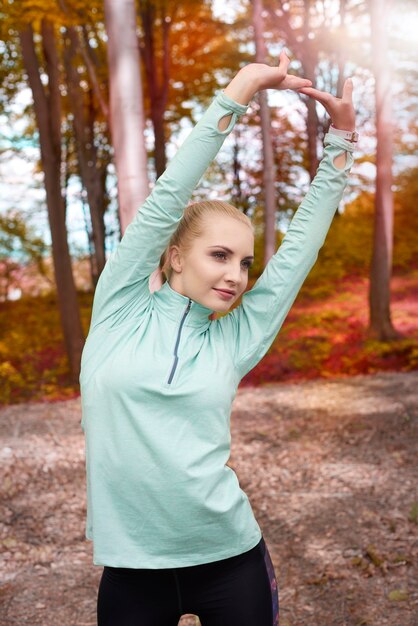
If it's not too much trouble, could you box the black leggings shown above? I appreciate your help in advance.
[97,535,279,626]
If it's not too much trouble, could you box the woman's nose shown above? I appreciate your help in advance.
[224,264,242,283]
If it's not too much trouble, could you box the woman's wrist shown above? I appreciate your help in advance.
[223,65,259,106]
[328,124,358,142]
[331,123,356,132]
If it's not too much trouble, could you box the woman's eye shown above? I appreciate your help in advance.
[212,252,252,269]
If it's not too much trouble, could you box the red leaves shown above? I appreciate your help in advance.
[240,272,418,387]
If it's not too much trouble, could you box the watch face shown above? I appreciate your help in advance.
[352,131,359,142]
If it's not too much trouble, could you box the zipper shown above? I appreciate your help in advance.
[166,299,192,385]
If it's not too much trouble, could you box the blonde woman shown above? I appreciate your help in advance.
[80,50,356,626]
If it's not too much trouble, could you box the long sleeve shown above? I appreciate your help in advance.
[89,90,249,330]
[220,133,355,381]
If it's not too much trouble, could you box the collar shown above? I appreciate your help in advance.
[152,280,214,329]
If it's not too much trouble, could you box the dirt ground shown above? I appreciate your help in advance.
[1,370,417,626]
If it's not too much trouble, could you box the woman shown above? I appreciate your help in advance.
[80,50,356,626]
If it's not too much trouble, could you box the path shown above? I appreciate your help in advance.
[1,371,417,625]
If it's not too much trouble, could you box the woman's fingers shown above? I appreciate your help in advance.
[297,86,331,105]
[300,78,354,104]
[251,52,312,92]
[298,80,356,131]
[279,49,290,65]
[297,86,333,118]
[278,49,290,76]
[281,76,312,90]
[341,77,353,102]
[298,78,313,88]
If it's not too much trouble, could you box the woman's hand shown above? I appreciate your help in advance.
[298,78,356,131]
[223,50,311,107]
[246,49,313,92]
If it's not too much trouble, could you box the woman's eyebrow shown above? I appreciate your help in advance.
[208,245,254,260]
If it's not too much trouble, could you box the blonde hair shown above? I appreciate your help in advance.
[159,200,254,283]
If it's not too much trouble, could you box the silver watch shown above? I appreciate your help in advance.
[329,124,359,143]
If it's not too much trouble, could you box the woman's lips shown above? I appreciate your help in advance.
[213,288,235,300]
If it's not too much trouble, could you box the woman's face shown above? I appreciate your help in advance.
[169,215,255,313]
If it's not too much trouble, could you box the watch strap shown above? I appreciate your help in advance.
[329,124,359,143]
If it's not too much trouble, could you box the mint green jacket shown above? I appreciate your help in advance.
[80,90,355,568]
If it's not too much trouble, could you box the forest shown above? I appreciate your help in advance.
[0,0,417,404]
[0,1,417,625]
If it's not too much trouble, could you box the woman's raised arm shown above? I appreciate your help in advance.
[219,78,357,381]
[89,73,255,330]
[89,51,312,331]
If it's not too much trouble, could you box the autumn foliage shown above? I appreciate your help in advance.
[1,175,417,406]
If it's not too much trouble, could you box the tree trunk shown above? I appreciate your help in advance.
[302,0,320,179]
[104,0,149,234]
[63,26,107,286]
[138,0,173,179]
[336,0,347,98]
[80,24,110,120]
[150,98,168,178]
[368,0,401,340]
[19,21,85,383]
[305,57,320,179]
[252,0,277,264]
[265,0,319,178]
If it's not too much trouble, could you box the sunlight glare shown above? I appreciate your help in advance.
[389,6,418,48]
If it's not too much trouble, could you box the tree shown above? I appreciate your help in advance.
[18,19,85,383]
[265,0,321,178]
[137,0,175,177]
[0,210,50,301]
[104,0,149,234]
[62,24,109,285]
[252,0,277,264]
[368,0,401,340]
[137,0,249,179]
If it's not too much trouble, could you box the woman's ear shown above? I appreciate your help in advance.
[169,245,183,273]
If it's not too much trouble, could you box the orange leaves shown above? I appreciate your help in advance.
[0,291,92,405]
[1,271,417,403]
